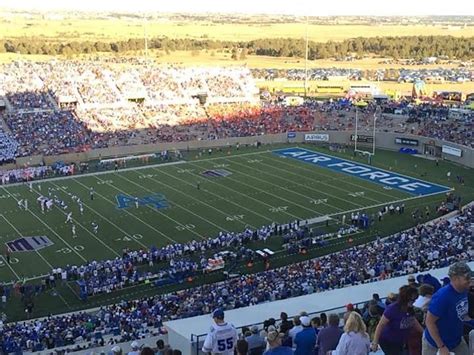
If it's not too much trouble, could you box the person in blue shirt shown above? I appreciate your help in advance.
[423,261,473,355]
[294,316,316,355]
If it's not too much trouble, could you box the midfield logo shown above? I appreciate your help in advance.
[201,169,232,178]
[116,193,169,209]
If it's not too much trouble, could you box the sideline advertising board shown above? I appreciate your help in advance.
[305,133,329,142]
[442,145,462,157]
[395,137,419,146]
[350,134,373,143]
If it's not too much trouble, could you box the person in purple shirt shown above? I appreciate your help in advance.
[371,285,424,355]
[315,314,343,355]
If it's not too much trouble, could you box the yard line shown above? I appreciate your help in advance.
[49,182,121,257]
[113,172,228,236]
[203,158,349,213]
[0,186,87,263]
[147,168,270,227]
[232,155,380,206]
[265,152,404,201]
[155,166,272,225]
[185,161,307,219]
[232,155,360,210]
[72,178,177,245]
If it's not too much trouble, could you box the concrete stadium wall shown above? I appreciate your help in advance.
[10,131,474,169]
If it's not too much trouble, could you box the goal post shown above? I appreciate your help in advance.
[353,105,381,164]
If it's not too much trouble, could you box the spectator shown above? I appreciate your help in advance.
[288,316,303,345]
[263,330,293,355]
[236,339,249,355]
[331,312,370,355]
[372,293,386,312]
[319,313,328,328]
[414,284,435,311]
[128,342,140,355]
[371,285,423,355]
[279,312,293,334]
[202,309,238,355]
[155,339,170,355]
[111,345,122,355]
[364,302,382,341]
[246,325,265,354]
[408,275,420,288]
[422,262,473,355]
[140,347,155,355]
[293,316,316,355]
[315,313,343,355]
[311,316,321,336]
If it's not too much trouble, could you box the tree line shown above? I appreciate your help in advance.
[0,35,472,60]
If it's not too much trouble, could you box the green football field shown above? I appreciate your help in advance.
[0,144,472,320]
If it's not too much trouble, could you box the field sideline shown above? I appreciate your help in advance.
[0,144,472,320]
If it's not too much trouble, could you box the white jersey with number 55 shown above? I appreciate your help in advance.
[202,321,238,355]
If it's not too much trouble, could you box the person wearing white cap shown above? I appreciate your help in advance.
[294,316,316,355]
[202,308,237,355]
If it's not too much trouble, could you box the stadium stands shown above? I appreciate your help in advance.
[0,60,472,160]
[0,206,471,353]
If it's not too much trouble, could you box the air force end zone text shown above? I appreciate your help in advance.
[274,147,451,196]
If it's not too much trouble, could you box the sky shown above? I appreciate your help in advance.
[1,0,473,16]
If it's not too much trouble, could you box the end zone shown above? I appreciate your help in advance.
[273,147,451,196]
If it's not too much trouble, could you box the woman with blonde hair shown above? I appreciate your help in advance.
[331,311,370,355]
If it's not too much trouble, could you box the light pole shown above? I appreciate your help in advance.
[354,107,358,153]
[304,15,309,98]
[372,106,381,157]
[143,14,148,59]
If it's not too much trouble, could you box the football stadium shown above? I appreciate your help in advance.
[0,1,473,355]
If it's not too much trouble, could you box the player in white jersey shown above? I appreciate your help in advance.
[65,212,73,224]
[202,309,237,355]
[135,197,139,209]
[79,203,84,215]
[71,224,77,238]
[92,222,98,234]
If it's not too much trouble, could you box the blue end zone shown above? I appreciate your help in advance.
[273,147,451,196]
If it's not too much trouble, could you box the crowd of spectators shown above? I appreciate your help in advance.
[0,205,471,353]
[0,60,472,161]
[0,128,18,165]
[3,111,92,156]
[229,260,473,355]
[250,67,473,83]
